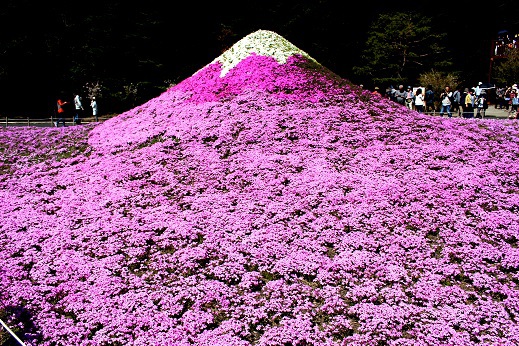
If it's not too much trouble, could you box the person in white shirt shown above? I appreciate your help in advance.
[474,82,483,98]
[73,93,84,125]
[90,97,98,122]
[414,88,425,113]
[439,86,453,118]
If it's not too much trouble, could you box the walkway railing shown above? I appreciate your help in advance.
[2,116,102,128]
[2,116,64,128]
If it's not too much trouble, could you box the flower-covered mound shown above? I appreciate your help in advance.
[1,30,519,346]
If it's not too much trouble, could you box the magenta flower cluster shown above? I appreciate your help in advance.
[1,53,519,346]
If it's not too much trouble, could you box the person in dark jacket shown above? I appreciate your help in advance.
[452,87,462,116]
[425,85,435,114]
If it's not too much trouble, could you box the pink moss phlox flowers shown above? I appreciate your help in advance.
[1,51,519,346]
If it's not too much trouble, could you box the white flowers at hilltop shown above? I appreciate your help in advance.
[209,30,320,77]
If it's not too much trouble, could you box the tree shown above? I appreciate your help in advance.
[352,11,450,88]
[418,70,458,110]
[0,1,181,116]
[493,48,519,85]
[418,70,459,92]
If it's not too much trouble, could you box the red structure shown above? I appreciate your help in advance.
[489,30,518,82]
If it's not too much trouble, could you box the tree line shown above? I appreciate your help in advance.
[0,0,516,117]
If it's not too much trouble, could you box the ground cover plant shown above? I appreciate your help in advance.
[1,30,519,345]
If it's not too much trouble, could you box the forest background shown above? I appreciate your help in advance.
[0,0,517,118]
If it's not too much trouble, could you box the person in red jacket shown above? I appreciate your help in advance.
[56,98,68,127]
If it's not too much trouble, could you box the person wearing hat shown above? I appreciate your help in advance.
[475,82,483,98]
[405,86,415,110]
[372,86,381,95]
[90,97,99,122]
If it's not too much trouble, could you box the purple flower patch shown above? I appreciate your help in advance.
[1,30,518,345]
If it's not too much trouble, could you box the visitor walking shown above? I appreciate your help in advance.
[91,97,98,122]
[55,97,68,127]
[73,93,84,125]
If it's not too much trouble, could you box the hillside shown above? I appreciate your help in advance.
[1,30,519,346]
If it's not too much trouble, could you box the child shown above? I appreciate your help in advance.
[476,94,487,119]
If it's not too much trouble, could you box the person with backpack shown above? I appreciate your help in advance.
[425,85,435,114]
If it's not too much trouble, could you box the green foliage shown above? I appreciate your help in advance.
[0,319,9,345]
[353,11,451,87]
[493,48,519,85]
[0,305,41,345]
[418,70,459,100]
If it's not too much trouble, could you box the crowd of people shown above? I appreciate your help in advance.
[494,84,519,119]
[372,82,518,120]
[54,93,99,127]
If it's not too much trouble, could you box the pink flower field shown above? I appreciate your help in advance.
[1,30,519,345]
